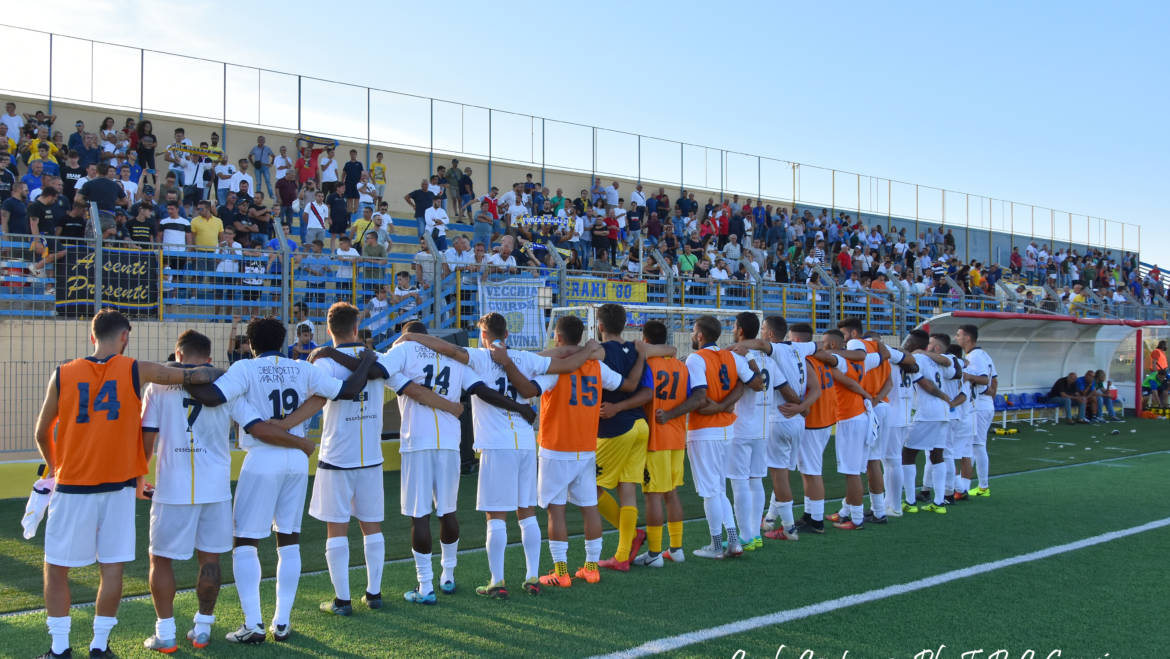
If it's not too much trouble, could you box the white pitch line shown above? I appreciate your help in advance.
[592,516,1170,659]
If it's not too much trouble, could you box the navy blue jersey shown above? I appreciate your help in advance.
[598,340,643,438]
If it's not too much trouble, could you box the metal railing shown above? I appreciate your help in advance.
[0,22,1143,266]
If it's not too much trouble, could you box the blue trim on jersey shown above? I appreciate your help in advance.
[242,418,263,433]
[142,426,159,433]
[336,342,363,348]
[257,350,282,358]
[57,477,136,494]
[318,460,384,471]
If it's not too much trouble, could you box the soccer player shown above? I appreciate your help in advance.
[916,337,967,505]
[901,330,961,514]
[942,344,971,501]
[760,316,817,541]
[878,333,920,517]
[658,315,761,558]
[183,317,378,643]
[499,315,622,587]
[141,330,311,652]
[726,312,784,550]
[392,312,599,598]
[33,310,222,659]
[956,324,997,496]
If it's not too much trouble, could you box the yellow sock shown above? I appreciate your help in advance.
[554,562,568,576]
[584,561,598,572]
[597,491,621,527]
[614,506,638,560]
[667,521,684,550]
[647,525,664,554]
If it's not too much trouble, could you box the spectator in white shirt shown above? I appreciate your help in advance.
[214,156,236,206]
[710,258,730,280]
[487,235,519,274]
[356,173,376,210]
[303,190,329,245]
[605,181,620,208]
[423,196,450,251]
[444,236,475,269]
[319,148,339,194]
[334,236,360,294]
[229,159,254,194]
[273,145,293,181]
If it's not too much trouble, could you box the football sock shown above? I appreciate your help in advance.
[778,500,794,528]
[614,506,638,560]
[958,476,971,493]
[47,615,70,655]
[883,457,902,508]
[549,539,568,565]
[362,532,385,596]
[931,463,947,506]
[809,498,824,522]
[192,613,214,638]
[750,478,766,537]
[519,516,542,580]
[719,493,737,540]
[702,496,723,538]
[945,459,956,493]
[974,444,990,488]
[902,465,917,505]
[274,544,301,626]
[597,491,621,527]
[486,519,506,585]
[155,617,176,642]
[584,536,603,563]
[730,478,753,540]
[852,504,865,524]
[90,615,116,652]
[667,521,683,550]
[440,540,459,584]
[325,536,350,601]
[646,524,663,554]
[870,492,886,518]
[232,545,263,628]
[767,492,780,519]
[412,550,433,595]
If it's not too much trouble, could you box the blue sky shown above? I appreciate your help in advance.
[7,1,1167,260]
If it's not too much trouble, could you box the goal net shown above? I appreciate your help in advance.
[546,304,760,355]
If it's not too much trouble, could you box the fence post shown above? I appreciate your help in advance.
[89,203,103,310]
[272,221,292,325]
[424,232,445,327]
[48,34,54,116]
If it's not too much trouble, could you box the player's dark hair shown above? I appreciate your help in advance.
[91,309,131,341]
[837,318,863,334]
[1157,340,1167,351]
[945,344,964,358]
[906,329,929,351]
[695,315,722,344]
[245,317,286,354]
[643,320,668,346]
[175,330,212,360]
[596,303,626,335]
[763,316,788,340]
[930,332,951,347]
[557,315,584,345]
[477,312,507,340]
[789,322,813,340]
[403,321,428,335]
[824,328,845,345]
[958,324,979,341]
[327,302,360,338]
[735,312,760,339]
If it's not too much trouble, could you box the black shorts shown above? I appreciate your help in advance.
[329,221,349,235]
[343,184,359,199]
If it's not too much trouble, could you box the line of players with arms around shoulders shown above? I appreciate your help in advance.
[31,302,996,658]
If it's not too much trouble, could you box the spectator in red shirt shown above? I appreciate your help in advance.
[295,147,316,186]
[837,245,853,277]
[1009,246,1023,276]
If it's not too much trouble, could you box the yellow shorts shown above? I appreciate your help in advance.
[595,418,649,490]
[643,448,685,493]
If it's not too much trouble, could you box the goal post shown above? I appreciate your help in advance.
[546,304,761,354]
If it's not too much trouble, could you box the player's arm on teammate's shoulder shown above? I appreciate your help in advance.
[916,376,951,403]
[336,349,379,399]
[600,387,652,419]
[141,360,224,386]
[400,381,465,417]
[34,369,60,475]
[634,340,676,358]
[915,349,951,367]
[469,382,536,425]
[744,358,766,392]
[273,395,327,430]
[724,338,770,355]
[245,420,316,456]
[657,385,709,424]
[394,332,469,365]
[833,370,872,401]
[618,347,647,393]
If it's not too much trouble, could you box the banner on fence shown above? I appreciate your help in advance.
[477,278,545,350]
[55,245,160,317]
[563,277,647,304]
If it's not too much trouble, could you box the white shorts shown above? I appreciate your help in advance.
[884,424,909,460]
[726,436,767,479]
[309,465,385,524]
[149,500,233,560]
[767,416,802,470]
[797,427,832,476]
[477,449,538,512]
[538,453,597,508]
[835,414,868,475]
[972,409,993,446]
[45,486,136,567]
[687,439,729,498]
[952,418,974,459]
[906,420,948,451]
[866,403,890,461]
[233,449,310,539]
[400,449,461,518]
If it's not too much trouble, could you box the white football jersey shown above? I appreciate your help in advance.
[384,342,480,452]
[940,354,963,420]
[142,375,262,505]
[767,340,816,399]
[464,347,551,451]
[965,347,998,412]
[911,353,948,422]
[885,347,919,428]
[213,352,344,452]
[734,349,786,438]
[314,344,398,469]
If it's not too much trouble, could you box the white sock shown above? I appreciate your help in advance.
[192,612,214,637]
[155,617,176,642]
[362,533,384,596]
[778,500,794,528]
[931,462,947,505]
[809,499,824,521]
[702,496,723,538]
[945,458,956,493]
[767,492,780,519]
[325,536,350,601]
[958,476,971,493]
[883,458,902,509]
[850,503,865,524]
[440,540,459,584]
[486,519,506,585]
[232,545,263,628]
[902,465,917,505]
[519,516,542,580]
[549,539,568,565]
[719,493,737,538]
[974,444,990,488]
[584,536,602,563]
[729,478,753,540]
[47,615,70,655]
[870,492,886,518]
[273,544,301,627]
[750,478,766,537]
[91,615,117,652]
[412,549,434,595]
[921,461,933,491]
